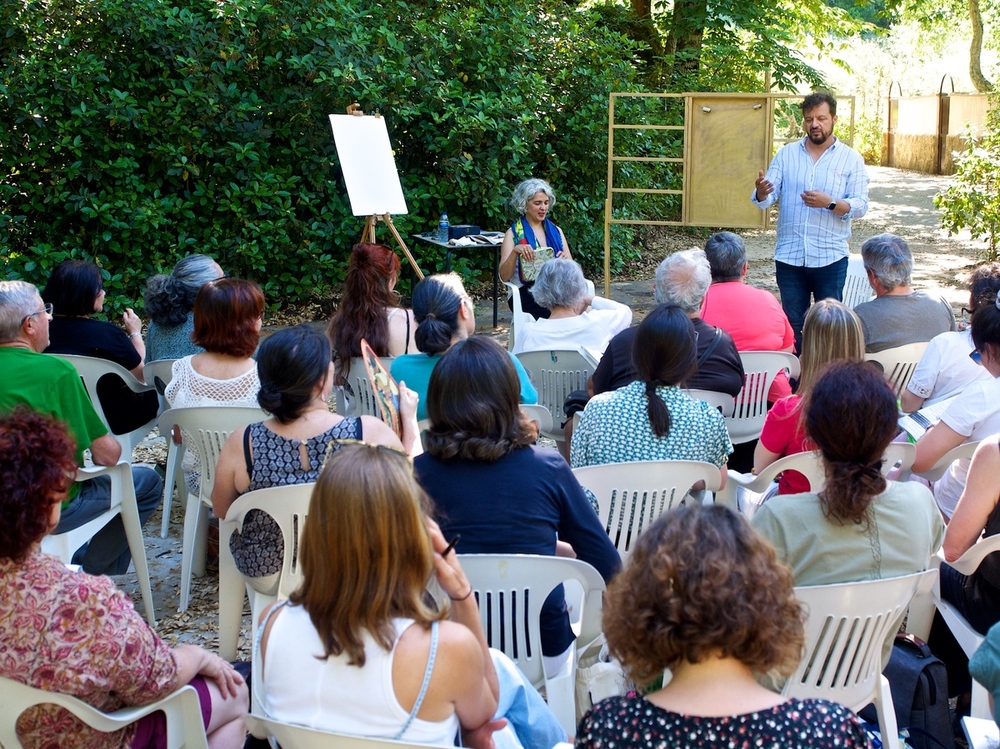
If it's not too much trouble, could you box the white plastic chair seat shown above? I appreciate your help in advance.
[865,342,930,399]
[572,460,723,561]
[787,570,938,749]
[515,348,599,444]
[245,715,441,748]
[907,439,982,483]
[842,255,875,309]
[457,554,607,737]
[144,357,178,420]
[218,483,313,662]
[157,406,267,612]
[41,460,156,626]
[0,677,208,749]
[685,389,736,417]
[55,353,159,454]
[728,351,800,445]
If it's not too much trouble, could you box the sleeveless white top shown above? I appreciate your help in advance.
[165,355,260,407]
[261,606,461,744]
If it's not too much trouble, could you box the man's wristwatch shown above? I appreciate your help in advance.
[827,201,837,211]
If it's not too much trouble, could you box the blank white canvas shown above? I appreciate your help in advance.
[329,114,408,216]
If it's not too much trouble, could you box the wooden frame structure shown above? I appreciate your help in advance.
[602,92,855,295]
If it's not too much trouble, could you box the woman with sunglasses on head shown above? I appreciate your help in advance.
[256,443,565,748]
[912,297,1000,520]
[212,324,419,589]
[42,259,160,435]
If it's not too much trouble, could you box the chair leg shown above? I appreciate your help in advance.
[971,681,992,720]
[875,673,901,749]
[159,440,186,539]
[116,466,157,626]
[179,493,208,612]
[544,662,578,738]
[218,521,245,661]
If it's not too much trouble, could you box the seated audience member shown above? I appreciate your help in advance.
[969,621,1000,727]
[144,254,226,362]
[391,274,537,421]
[853,233,956,353]
[754,300,864,495]
[571,304,732,488]
[212,325,418,590]
[413,337,620,681]
[0,409,248,748]
[258,443,566,748]
[42,259,159,435]
[0,280,161,576]
[912,298,1000,520]
[327,242,418,389]
[701,231,794,400]
[576,503,869,749]
[901,262,1000,413]
[752,361,943,587]
[513,258,631,358]
[593,249,744,398]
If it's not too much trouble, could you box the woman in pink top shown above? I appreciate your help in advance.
[754,300,864,494]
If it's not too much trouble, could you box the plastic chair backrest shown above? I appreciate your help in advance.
[504,280,534,353]
[342,356,396,420]
[865,342,930,399]
[685,389,736,417]
[143,358,177,413]
[842,255,875,309]
[515,349,598,443]
[572,460,723,561]
[244,715,440,749]
[520,404,554,434]
[55,353,158,454]
[785,570,936,713]
[915,439,981,483]
[0,678,208,749]
[728,351,801,444]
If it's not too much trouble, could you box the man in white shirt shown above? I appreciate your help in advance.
[752,91,870,352]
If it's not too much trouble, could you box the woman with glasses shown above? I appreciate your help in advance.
[42,259,160,435]
[901,262,1000,413]
[913,297,1000,520]
[212,324,419,589]
[390,273,537,421]
[144,254,226,362]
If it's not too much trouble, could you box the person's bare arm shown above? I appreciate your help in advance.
[944,437,1000,562]
[123,308,145,379]
[754,442,783,476]
[90,433,122,466]
[172,643,245,699]
[498,229,521,282]
[558,228,571,258]
[211,427,247,518]
[912,421,966,474]
[900,389,926,414]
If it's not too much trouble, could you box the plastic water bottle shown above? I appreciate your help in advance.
[438,213,450,243]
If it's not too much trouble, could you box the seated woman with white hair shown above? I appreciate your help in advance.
[513,259,631,359]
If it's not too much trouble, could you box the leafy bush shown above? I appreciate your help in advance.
[1,0,640,312]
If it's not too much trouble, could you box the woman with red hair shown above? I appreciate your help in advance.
[327,243,418,385]
[0,409,248,747]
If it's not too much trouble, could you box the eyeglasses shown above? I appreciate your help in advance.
[971,349,983,365]
[21,303,53,326]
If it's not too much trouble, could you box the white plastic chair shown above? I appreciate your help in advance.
[865,342,930,399]
[842,254,875,309]
[786,570,938,749]
[520,403,554,434]
[245,715,441,749]
[515,348,599,445]
[0,677,208,749]
[572,460,723,561]
[933,535,1000,719]
[144,357,177,417]
[457,554,607,737]
[685,388,736,417]
[218,483,313,661]
[41,461,156,626]
[336,356,396,419]
[158,406,266,612]
[717,451,827,516]
[901,439,982,483]
[728,351,800,445]
[55,354,159,454]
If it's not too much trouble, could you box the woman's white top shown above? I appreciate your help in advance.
[906,328,993,407]
[165,355,260,407]
[514,297,632,360]
[261,606,460,744]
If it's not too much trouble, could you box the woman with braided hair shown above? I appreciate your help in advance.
[752,360,943,586]
[570,303,732,490]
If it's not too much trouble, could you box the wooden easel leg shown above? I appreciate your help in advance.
[359,215,377,244]
[382,214,424,280]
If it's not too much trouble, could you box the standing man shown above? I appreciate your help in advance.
[752,91,870,351]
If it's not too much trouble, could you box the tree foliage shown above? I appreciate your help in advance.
[0,0,639,311]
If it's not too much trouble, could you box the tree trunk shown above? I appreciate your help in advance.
[666,0,708,78]
[969,0,993,93]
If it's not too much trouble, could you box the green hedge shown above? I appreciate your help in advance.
[0,0,640,312]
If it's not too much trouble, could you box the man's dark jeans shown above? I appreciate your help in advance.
[775,257,848,353]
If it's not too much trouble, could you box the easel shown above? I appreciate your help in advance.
[360,214,424,280]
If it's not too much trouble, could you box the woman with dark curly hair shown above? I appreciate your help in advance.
[144,254,226,361]
[752,360,943,586]
[577,503,869,748]
[327,243,418,387]
[413,336,619,681]
[0,409,248,748]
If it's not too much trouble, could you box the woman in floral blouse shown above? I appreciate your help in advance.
[0,408,248,749]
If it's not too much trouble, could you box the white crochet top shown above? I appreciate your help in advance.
[165,355,260,408]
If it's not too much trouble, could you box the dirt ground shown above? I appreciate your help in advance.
[120,164,990,656]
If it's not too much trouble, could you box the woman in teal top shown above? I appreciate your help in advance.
[391,273,537,421]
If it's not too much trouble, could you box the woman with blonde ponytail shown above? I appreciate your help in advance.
[752,360,943,586]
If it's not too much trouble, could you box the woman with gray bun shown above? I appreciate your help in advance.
[144,254,225,361]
